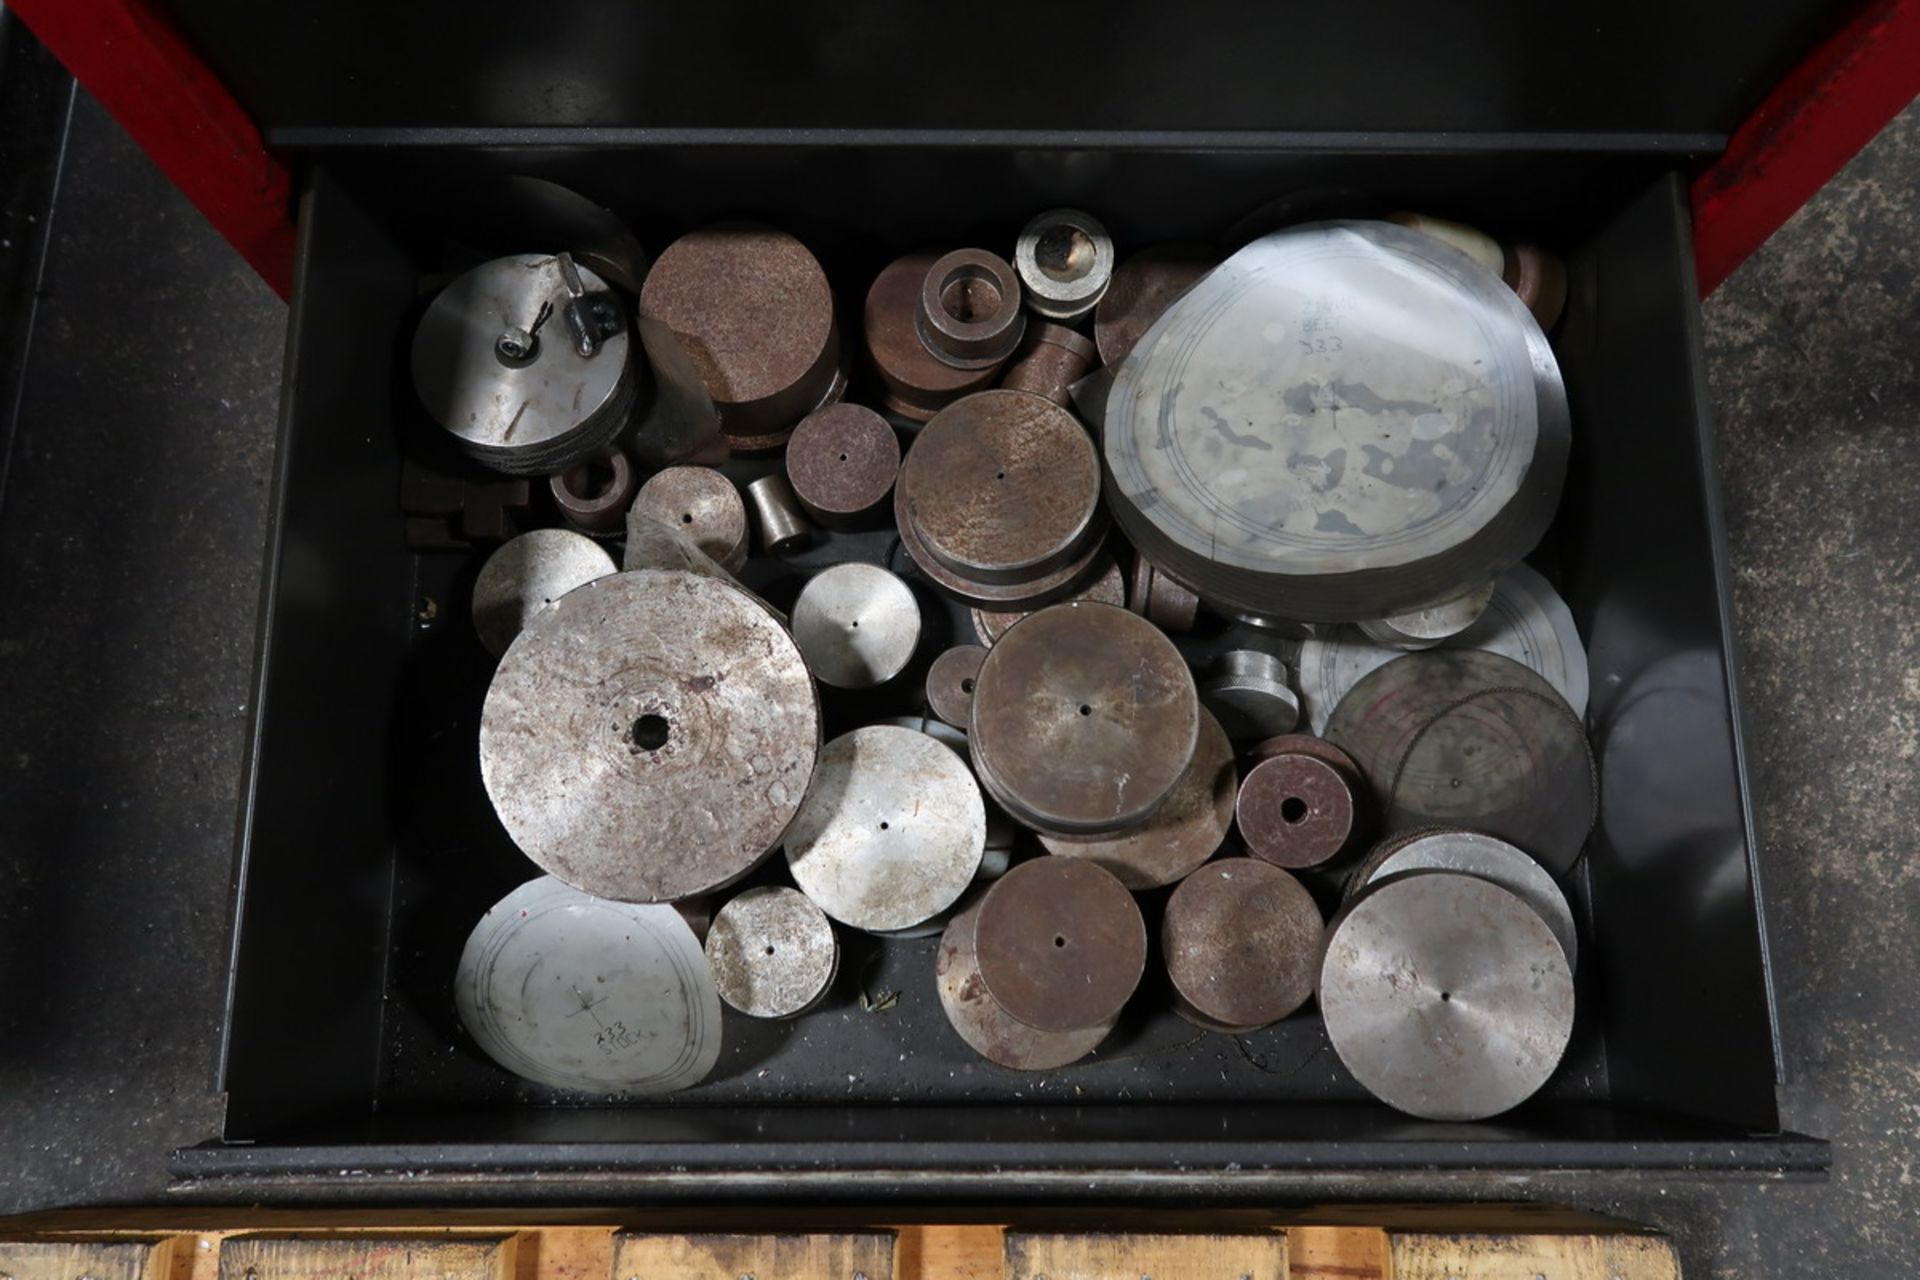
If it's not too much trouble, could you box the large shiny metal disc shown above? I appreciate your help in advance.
[480,570,820,903]
[1319,870,1574,1120]
[1103,221,1568,621]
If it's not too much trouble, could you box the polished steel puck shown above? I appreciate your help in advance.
[936,900,1115,1070]
[1198,649,1302,741]
[705,885,839,1019]
[925,644,989,727]
[1163,859,1322,1032]
[791,563,922,689]
[632,466,750,574]
[470,528,616,658]
[1348,829,1577,968]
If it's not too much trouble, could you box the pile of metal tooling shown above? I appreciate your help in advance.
[412,199,1590,1122]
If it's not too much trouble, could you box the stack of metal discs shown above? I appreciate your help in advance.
[1102,221,1569,622]
[1342,828,1578,968]
[412,254,637,476]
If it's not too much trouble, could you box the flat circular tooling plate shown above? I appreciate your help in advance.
[784,725,985,933]
[1318,870,1574,1121]
[471,528,617,658]
[936,901,1115,1071]
[973,857,1146,1032]
[1163,859,1322,1031]
[1357,829,1578,968]
[705,885,839,1018]
[480,570,820,903]
[455,875,721,1095]
[791,563,923,689]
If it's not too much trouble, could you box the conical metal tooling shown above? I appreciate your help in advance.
[412,254,637,475]
[1102,221,1570,622]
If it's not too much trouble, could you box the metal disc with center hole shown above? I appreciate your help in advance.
[1199,650,1301,741]
[786,402,901,528]
[704,885,839,1018]
[411,255,636,476]
[1237,751,1361,869]
[969,602,1199,837]
[1318,870,1574,1120]
[791,563,922,689]
[971,554,1126,646]
[1094,244,1217,368]
[973,857,1146,1032]
[1039,708,1236,889]
[1356,579,1497,650]
[479,570,820,903]
[1249,732,1362,775]
[471,529,617,657]
[1298,563,1588,732]
[632,466,750,573]
[895,389,1108,607]
[1103,221,1569,622]
[925,644,988,727]
[454,875,721,1095]
[784,725,985,932]
[936,900,1115,1070]
[1163,859,1322,1031]
[1356,829,1577,968]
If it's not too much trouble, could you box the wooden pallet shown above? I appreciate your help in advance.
[0,1209,1680,1280]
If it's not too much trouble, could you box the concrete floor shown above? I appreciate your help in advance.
[0,36,1916,1276]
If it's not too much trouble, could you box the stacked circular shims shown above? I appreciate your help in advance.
[1102,220,1570,623]
[895,390,1108,608]
[412,254,638,476]
[937,858,1144,1070]
[632,466,750,573]
[455,875,722,1095]
[1297,562,1589,734]
[1343,828,1578,968]
[1318,868,1575,1120]
[1162,859,1323,1032]
[791,563,922,689]
[470,528,616,658]
[1039,707,1237,890]
[785,402,901,529]
[479,570,821,903]
[785,725,985,934]
[970,553,1125,646]
[639,223,844,451]
[704,885,839,1019]
[969,601,1200,838]
[1323,649,1596,875]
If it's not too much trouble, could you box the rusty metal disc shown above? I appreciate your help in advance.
[479,570,820,903]
[1198,649,1301,741]
[1127,555,1201,633]
[786,402,901,529]
[1237,751,1361,869]
[1248,733,1362,777]
[1039,707,1237,890]
[895,389,1108,607]
[998,321,1099,408]
[791,563,922,689]
[1318,869,1575,1121]
[1163,859,1322,1032]
[974,857,1146,1032]
[705,885,839,1019]
[470,528,617,658]
[865,252,1003,421]
[1093,244,1217,368]
[639,223,839,448]
[970,602,1199,837]
[1354,829,1578,968]
[936,900,1115,1070]
[549,449,638,535]
[970,554,1125,645]
[632,466,749,573]
[925,644,989,728]
[784,725,985,933]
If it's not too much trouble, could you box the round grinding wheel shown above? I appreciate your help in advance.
[1039,708,1237,890]
[470,528,617,658]
[895,390,1108,608]
[454,875,722,1095]
[1324,649,1595,875]
[936,900,1115,1070]
[969,602,1200,837]
[784,725,985,933]
[1103,221,1570,622]
[1198,650,1301,741]
[786,402,901,529]
[791,563,923,689]
[632,466,750,574]
[970,554,1125,646]
[1237,751,1361,869]
[925,644,989,728]
[639,223,840,449]
[1094,243,1217,368]
[412,254,636,476]
[705,885,839,1018]
[1318,870,1575,1121]
[1355,829,1578,968]
[479,570,821,903]
[974,857,1146,1032]
[1163,859,1322,1031]
[1298,563,1588,733]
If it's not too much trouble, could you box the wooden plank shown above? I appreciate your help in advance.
[1387,1233,1681,1280]
[1004,1233,1287,1280]
[0,1238,175,1280]
[216,1237,517,1280]
[893,1226,998,1280]
[614,1233,895,1280]
[1284,1227,1385,1280]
